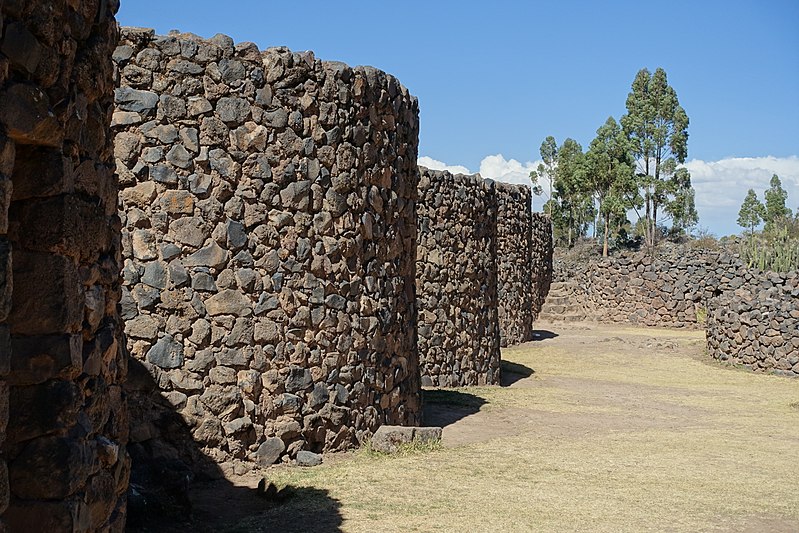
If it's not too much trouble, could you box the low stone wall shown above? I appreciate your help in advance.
[416,168,500,386]
[555,245,745,328]
[554,244,799,377]
[0,2,127,530]
[114,28,421,473]
[496,183,533,347]
[530,213,553,321]
[706,273,799,376]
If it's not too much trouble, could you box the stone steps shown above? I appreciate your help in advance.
[537,281,589,322]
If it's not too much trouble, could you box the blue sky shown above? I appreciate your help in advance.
[118,0,799,236]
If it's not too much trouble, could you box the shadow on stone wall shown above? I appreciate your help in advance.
[125,357,343,532]
[421,389,487,428]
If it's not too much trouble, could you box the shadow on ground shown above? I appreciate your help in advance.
[125,358,343,533]
[501,360,535,387]
[200,484,342,533]
[132,480,342,533]
[530,329,558,341]
[421,389,488,427]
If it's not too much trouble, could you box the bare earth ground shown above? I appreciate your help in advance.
[180,322,799,533]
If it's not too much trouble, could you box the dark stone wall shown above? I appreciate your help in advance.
[530,213,553,321]
[706,272,799,376]
[496,182,533,347]
[554,244,798,376]
[0,1,127,530]
[416,168,500,387]
[113,29,421,472]
[554,245,745,328]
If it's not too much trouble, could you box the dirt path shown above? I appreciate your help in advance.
[173,322,799,532]
[426,322,716,446]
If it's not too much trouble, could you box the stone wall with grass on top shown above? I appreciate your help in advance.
[706,272,799,376]
[416,168,500,387]
[0,1,128,530]
[113,28,421,471]
[495,182,533,347]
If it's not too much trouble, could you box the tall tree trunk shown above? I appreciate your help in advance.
[594,196,601,240]
[652,198,659,252]
[603,212,610,257]
[568,209,573,247]
[645,187,653,251]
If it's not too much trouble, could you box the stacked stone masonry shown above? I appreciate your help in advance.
[554,244,799,376]
[495,183,533,347]
[529,212,553,323]
[706,272,799,377]
[113,28,422,472]
[0,1,128,531]
[416,168,500,386]
[554,245,745,328]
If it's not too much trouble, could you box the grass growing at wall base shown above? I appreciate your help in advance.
[694,305,707,325]
[359,438,444,458]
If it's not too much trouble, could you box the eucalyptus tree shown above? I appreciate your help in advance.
[529,136,558,216]
[554,138,591,247]
[763,174,792,232]
[585,117,637,256]
[621,67,695,250]
[737,189,765,236]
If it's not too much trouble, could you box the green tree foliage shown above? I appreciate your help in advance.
[585,117,637,256]
[736,176,799,272]
[529,136,558,215]
[736,189,765,236]
[621,67,696,251]
[554,138,593,247]
[763,174,792,232]
[664,167,699,231]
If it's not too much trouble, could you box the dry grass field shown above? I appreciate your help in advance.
[190,323,799,533]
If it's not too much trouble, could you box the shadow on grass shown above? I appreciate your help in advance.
[132,480,343,533]
[212,485,343,533]
[531,329,558,341]
[421,389,488,427]
[501,360,535,387]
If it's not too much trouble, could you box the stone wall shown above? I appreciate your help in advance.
[706,272,799,376]
[554,245,745,328]
[530,212,553,322]
[416,168,500,387]
[496,182,532,347]
[113,28,421,471]
[0,1,128,530]
[554,244,799,376]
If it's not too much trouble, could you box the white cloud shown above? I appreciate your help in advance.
[417,154,540,186]
[419,154,799,236]
[418,153,544,208]
[685,156,799,236]
[478,154,539,187]
[417,156,471,176]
